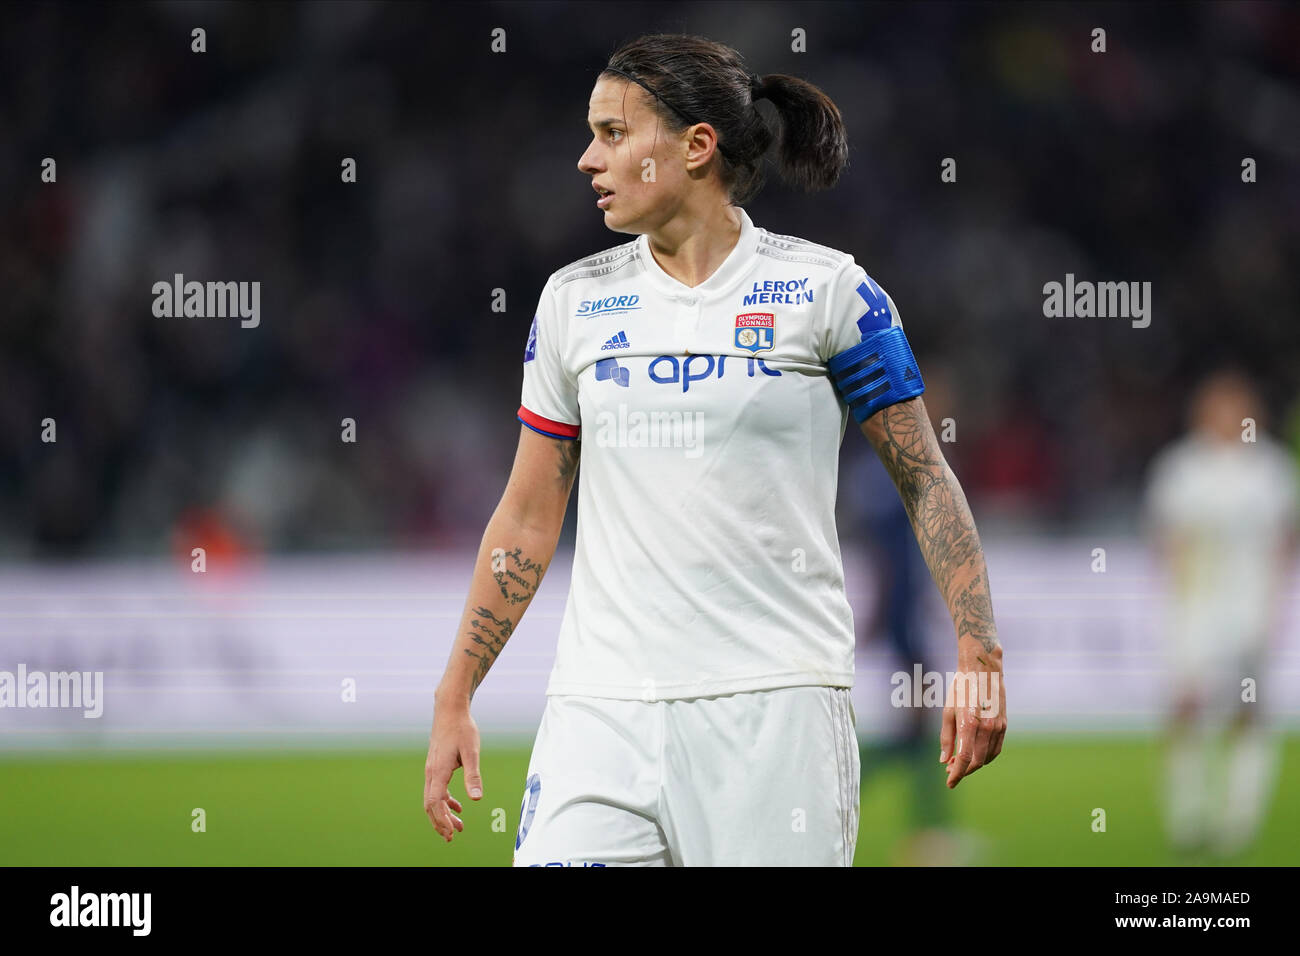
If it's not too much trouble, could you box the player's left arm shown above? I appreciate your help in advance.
[860,395,1006,789]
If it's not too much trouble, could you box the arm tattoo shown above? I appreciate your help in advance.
[953,573,998,652]
[459,439,576,697]
[455,439,577,700]
[556,438,581,487]
[866,398,999,655]
[464,607,515,696]
[492,546,545,605]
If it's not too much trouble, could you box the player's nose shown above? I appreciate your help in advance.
[577,142,603,176]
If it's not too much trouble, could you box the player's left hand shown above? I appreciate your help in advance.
[940,641,1006,789]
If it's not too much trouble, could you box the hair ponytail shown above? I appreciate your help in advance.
[755,73,850,195]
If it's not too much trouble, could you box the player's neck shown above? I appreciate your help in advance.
[644,204,743,289]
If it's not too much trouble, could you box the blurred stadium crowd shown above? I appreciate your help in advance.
[1,1,1296,557]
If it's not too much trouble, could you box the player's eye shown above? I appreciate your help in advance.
[608,129,624,142]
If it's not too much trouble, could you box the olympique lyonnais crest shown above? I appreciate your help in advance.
[734,312,775,353]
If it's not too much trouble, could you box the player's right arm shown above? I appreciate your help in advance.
[423,424,580,841]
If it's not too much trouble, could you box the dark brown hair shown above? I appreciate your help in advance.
[601,34,849,205]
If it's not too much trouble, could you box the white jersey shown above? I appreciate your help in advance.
[518,206,906,700]
[1145,433,1298,649]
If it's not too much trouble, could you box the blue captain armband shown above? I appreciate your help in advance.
[828,326,926,423]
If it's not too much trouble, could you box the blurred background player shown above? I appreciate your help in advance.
[1144,368,1299,857]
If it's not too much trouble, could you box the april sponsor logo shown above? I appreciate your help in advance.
[0,664,103,718]
[647,353,781,392]
[1042,273,1151,329]
[743,276,812,306]
[50,886,151,936]
[152,273,261,328]
[890,664,1001,718]
[577,294,641,318]
[595,356,630,387]
[594,403,705,458]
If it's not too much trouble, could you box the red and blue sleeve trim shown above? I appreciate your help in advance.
[517,405,580,440]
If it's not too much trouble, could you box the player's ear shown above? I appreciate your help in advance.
[683,123,718,171]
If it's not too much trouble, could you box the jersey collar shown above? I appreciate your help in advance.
[635,206,758,300]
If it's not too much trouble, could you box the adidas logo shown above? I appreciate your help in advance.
[903,367,915,381]
[600,330,630,350]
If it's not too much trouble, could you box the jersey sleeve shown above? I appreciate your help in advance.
[818,255,904,363]
[517,274,580,440]
[819,256,923,423]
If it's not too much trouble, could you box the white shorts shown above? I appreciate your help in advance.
[511,685,860,866]
[1168,644,1266,718]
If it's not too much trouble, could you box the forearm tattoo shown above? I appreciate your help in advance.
[953,572,998,656]
[464,607,515,696]
[867,398,999,655]
[493,546,545,605]
[459,439,575,698]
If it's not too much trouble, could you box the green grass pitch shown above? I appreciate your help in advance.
[2,735,1296,865]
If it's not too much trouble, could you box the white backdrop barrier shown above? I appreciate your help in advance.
[0,539,1297,749]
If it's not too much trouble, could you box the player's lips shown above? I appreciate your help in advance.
[593,182,615,208]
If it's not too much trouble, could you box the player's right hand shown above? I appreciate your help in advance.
[424,703,483,842]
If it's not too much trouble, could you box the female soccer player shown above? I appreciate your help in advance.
[425,33,1005,866]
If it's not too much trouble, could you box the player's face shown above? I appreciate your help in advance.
[1191,374,1261,442]
[578,76,693,235]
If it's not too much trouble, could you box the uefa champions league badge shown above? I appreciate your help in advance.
[523,314,538,362]
[734,312,775,353]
